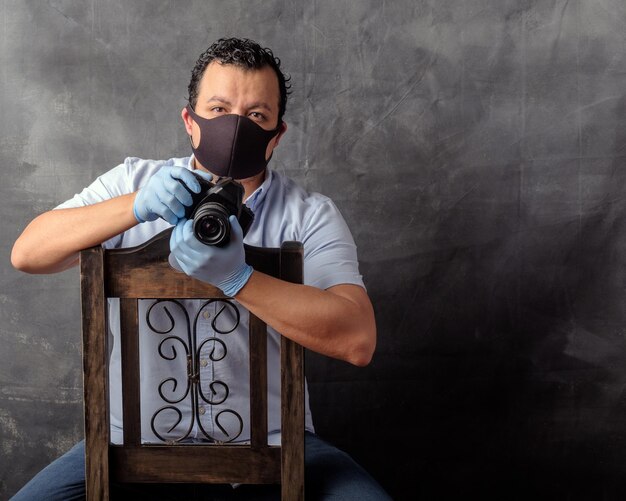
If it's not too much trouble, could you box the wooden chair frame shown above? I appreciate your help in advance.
[80,229,305,500]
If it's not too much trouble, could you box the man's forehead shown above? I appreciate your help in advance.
[202,61,276,83]
[198,63,280,107]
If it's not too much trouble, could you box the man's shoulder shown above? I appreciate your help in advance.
[269,170,332,208]
[121,156,191,174]
[115,156,191,190]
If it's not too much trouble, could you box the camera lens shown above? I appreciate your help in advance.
[192,203,231,246]
[199,218,222,239]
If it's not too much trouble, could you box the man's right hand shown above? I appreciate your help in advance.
[133,167,211,225]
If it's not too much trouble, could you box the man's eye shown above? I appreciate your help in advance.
[249,112,264,120]
[211,107,225,113]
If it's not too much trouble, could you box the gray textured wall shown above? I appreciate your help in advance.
[3,1,626,499]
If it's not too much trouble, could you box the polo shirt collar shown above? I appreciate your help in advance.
[244,168,273,214]
[187,156,273,215]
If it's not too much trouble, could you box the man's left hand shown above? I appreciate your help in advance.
[169,215,253,297]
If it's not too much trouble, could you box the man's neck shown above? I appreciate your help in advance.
[192,157,266,201]
[238,169,267,201]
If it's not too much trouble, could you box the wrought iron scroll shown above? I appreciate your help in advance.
[147,299,243,443]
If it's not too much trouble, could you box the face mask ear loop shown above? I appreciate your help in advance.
[188,134,203,172]
[263,121,283,165]
[266,121,282,142]
[187,105,201,149]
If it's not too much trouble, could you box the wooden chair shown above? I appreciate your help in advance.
[80,228,305,500]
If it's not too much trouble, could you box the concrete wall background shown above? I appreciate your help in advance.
[3,1,626,499]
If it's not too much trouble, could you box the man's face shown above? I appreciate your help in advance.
[182,61,286,174]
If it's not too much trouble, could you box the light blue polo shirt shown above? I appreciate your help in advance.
[57,156,365,445]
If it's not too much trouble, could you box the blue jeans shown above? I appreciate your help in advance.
[10,432,391,500]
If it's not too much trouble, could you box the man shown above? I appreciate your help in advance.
[11,37,390,500]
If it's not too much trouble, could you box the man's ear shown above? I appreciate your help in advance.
[181,106,194,136]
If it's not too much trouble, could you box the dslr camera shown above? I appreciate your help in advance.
[179,172,254,247]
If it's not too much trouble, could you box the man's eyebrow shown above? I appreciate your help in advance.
[206,96,232,106]
[206,96,274,112]
[247,101,274,112]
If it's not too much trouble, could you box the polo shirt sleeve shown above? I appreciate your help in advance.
[54,159,138,210]
[301,199,365,290]
[53,159,136,249]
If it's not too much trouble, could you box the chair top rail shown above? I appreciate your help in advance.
[79,228,302,299]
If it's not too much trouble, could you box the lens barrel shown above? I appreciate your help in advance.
[192,203,231,246]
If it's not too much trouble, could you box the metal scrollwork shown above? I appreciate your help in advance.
[147,299,243,443]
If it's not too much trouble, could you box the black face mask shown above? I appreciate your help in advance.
[186,105,281,179]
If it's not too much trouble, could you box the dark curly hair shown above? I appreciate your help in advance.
[187,37,291,123]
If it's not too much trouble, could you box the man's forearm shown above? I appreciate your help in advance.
[235,271,376,366]
[11,193,139,274]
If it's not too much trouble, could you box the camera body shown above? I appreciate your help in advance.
[179,172,254,247]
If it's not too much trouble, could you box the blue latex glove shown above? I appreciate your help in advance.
[169,215,254,297]
[133,167,213,225]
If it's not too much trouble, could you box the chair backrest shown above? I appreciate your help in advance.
[80,228,305,500]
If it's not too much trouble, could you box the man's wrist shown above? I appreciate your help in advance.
[132,191,146,223]
[220,264,254,297]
